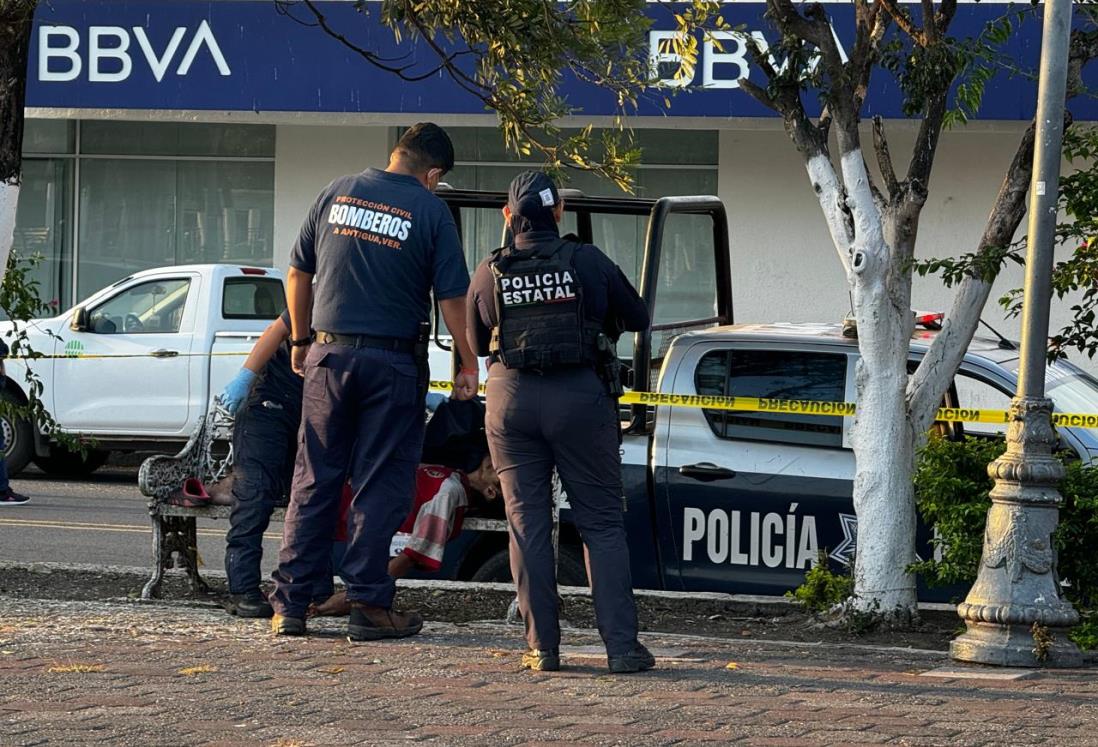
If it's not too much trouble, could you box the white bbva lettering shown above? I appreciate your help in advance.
[89,27,131,83]
[649,27,848,89]
[38,20,230,84]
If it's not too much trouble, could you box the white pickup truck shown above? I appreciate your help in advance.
[0,264,285,476]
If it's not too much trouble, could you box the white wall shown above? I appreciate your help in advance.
[270,121,1083,367]
[272,125,392,271]
[717,123,1075,352]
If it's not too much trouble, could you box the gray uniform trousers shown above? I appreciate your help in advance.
[485,364,640,656]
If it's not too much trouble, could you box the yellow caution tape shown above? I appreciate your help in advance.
[0,353,1093,427]
[6,351,251,361]
[427,380,1098,427]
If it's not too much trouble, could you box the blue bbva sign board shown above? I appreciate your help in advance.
[23,0,1096,121]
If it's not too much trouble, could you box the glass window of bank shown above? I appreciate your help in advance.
[14,120,275,314]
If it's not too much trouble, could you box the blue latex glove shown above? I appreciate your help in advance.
[219,367,257,415]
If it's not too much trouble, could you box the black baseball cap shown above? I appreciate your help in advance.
[507,171,560,220]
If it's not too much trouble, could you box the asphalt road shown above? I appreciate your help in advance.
[0,466,284,578]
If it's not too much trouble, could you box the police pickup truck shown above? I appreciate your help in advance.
[431,189,1098,596]
[0,264,285,477]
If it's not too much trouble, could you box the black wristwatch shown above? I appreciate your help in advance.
[289,336,312,347]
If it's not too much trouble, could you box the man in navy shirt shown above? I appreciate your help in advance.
[271,123,478,640]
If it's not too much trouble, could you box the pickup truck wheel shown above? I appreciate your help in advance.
[33,447,110,478]
[469,545,589,587]
[0,391,32,477]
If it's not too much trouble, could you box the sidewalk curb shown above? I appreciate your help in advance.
[0,560,956,613]
[1,560,967,660]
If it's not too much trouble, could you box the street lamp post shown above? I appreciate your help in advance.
[950,0,1081,668]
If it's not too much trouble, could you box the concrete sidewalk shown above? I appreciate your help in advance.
[1,595,1095,746]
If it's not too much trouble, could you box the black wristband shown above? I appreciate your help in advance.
[289,336,312,348]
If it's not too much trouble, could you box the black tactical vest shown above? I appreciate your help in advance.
[489,238,601,370]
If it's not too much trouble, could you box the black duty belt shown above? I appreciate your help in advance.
[314,331,416,354]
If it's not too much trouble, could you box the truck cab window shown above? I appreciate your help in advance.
[695,349,848,448]
[88,278,191,334]
[222,277,285,320]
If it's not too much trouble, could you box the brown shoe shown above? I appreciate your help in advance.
[347,603,423,641]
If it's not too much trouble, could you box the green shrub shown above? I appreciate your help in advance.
[786,550,853,613]
[910,434,1005,587]
[913,433,1098,645]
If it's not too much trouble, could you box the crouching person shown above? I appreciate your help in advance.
[216,310,319,618]
[312,456,500,617]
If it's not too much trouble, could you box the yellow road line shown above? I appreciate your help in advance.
[0,517,281,540]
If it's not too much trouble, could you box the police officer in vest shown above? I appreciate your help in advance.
[466,171,653,673]
[270,123,479,639]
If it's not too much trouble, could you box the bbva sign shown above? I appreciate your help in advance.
[38,20,230,83]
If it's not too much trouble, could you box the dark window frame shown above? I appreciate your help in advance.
[695,347,850,449]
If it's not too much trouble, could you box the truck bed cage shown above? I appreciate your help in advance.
[439,188,733,434]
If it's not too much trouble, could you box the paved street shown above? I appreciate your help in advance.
[0,467,282,577]
[3,468,1098,746]
[2,594,1098,746]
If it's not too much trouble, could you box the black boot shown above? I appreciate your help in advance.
[229,591,274,619]
[271,613,306,636]
[608,643,656,674]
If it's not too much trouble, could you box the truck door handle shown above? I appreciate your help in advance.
[679,462,737,482]
[151,349,179,359]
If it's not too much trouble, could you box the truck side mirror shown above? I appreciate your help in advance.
[70,306,89,332]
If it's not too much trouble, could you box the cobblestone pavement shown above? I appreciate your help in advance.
[1,596,1096,746]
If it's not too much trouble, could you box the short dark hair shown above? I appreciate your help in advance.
[393,122,455,174]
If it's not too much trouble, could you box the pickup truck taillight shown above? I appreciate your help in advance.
[240,267,268,275]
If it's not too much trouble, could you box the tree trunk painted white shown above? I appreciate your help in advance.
[847,188,920,615]
[801,146,922,616]
[0,182,18,287]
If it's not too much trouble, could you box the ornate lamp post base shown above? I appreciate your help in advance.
[952,622,1080,668]
[951,397,1082,668]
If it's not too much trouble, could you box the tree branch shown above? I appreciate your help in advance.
[0,0,36,183]
[872,116,899,198]
[293,0,471,83]
[905,89,948,202]
[876,0,925,45]
[908,121,1038,432]
[921,0,937,43]
[1068,29,1098,98]
[936,0,958,37]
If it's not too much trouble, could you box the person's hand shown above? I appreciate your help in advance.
[219,367,256,415]
[291,344,310,377]
[452,366,479,401]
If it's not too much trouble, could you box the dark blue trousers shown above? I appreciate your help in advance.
[270,343,424,618]
[224,395,300,594]
[485,366,640,657]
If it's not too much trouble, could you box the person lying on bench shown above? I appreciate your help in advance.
[311,455,500,617]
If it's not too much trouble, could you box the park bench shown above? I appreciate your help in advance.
[136,405,528,601]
